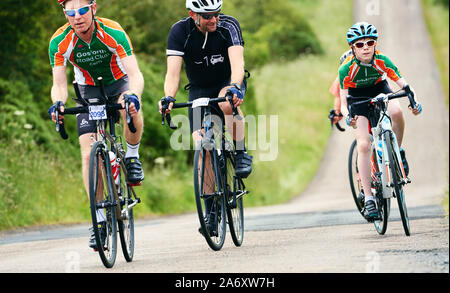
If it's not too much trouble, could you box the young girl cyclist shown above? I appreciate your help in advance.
[338,22,422,221]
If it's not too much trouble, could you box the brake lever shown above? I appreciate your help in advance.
[160,99,177,130]
[227,92,242,120]
[55,102,68,140]
[328,109,345,132]
[123,96,137,133]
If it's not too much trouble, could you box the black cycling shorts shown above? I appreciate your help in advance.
[347,80,393,119]
[188,78,247,133]
[76,76,129,137]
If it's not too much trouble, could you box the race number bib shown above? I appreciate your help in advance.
[89,105,107,120]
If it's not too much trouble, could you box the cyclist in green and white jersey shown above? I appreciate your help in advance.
[48,0,145,249]
[338,22,422,221]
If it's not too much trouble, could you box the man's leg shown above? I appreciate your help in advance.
[218,88,252,178]
[119,96,144,183]
[79,132,108,248]
[79,132,95,199]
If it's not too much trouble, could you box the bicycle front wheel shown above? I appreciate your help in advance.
[224,151,244,247]
[89,142,117,268]
[374,196,390,235]
[193,148,226,251]
[385,133,410,236]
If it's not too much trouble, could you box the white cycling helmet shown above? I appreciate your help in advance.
[186,0,222,13]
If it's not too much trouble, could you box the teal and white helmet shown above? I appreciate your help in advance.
[346,22,378,44]
[186,0,222,13]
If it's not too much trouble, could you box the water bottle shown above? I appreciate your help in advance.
[376,140,383,164]
[109,151,120,186]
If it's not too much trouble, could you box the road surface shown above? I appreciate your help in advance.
[0,0,448,275]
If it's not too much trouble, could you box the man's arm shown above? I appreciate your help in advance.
[228,45,245,86]
[51,66,68,104]
[226,45,245,107]
[159,55,183,114]
[164,55,183,98]
[121,55,144,98]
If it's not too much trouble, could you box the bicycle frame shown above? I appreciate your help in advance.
[161,95,247,206]
[356,94,410,199]
[201,104,248,207]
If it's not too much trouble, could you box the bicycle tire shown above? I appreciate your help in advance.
[348,139,365,218]
[371,143,390,235]
[117,158,135,262]
[385,133,411,236]
[89,141,117,268]
[373,195,390,235]
[224,150,244,247]
[193,147,226,251]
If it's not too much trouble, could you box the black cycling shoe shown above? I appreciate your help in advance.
[198,212,218,237]
[89,221,107,251]
[400,148,409,177]
[125,157,144,184]
[357,191,365,209]
[235,152,253,178]
[363,199,379,222]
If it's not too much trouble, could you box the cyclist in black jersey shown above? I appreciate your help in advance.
[159,0,253,178]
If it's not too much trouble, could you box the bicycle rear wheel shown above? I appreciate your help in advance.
[89,141,117,268]
[224,150,244,247]
[348,139,365,218]
[193,148,226,251]
[386,133,410,236]
[117,157,135,262]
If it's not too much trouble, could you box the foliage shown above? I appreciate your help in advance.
[0,0,322,229]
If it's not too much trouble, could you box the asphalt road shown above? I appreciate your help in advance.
[0,0,448,274]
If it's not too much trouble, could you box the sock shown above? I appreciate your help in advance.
[96,209,106,223]
[125,142,140,159]
[365,195,375,203]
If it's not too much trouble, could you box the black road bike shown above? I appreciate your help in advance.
[53,77,141,267]
[160,94,249,250]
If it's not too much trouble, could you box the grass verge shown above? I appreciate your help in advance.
[0,0,352,230]
[244,0,352,206]
[422,0,449,106]
[421,0,449,216]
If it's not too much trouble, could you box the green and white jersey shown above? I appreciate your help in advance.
[49,17,133,86]
[339,51,402,89]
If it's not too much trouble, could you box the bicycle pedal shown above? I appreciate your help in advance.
[127,181,142,187]
[93,246,107,252]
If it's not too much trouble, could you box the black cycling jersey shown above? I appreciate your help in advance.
[166,14,244,87]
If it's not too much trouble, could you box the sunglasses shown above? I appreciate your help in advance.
[64,4,93,17]
[353,40,376,49]
[199,12,220,20]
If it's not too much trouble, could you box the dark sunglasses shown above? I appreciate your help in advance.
[64,4,93,17]
[199,12,220,20]
[353,40,376,48]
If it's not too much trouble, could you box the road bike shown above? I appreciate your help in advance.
[346,85,416,236]
[53,77,141,267]
[160,94,249,250]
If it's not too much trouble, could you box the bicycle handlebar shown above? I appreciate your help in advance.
[160,92,240,130]
[53,77,136,140]
[328,109,345,132]
[347,85,417,118]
